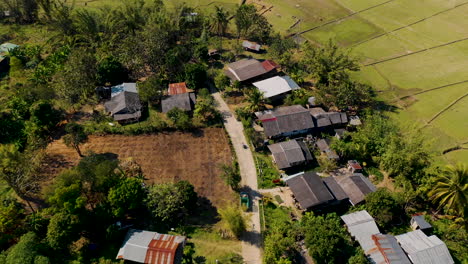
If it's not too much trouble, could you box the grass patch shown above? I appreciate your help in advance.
[254,153,281,189]
[188,227,242,263]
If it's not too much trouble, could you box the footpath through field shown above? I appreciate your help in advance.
[209,83,262,264]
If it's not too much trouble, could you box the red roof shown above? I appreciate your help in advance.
[145,234,180,264]
[261,60,279,72]
[348,160,362,170]
[168,82,189,95]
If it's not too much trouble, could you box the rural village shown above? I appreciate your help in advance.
[0,1,466,264]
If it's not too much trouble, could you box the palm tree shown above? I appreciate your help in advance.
[429,163,468,218]
[245,88,265,113]
[210,6,229,37]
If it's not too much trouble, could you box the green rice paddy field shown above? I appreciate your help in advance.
[42,0,468,163]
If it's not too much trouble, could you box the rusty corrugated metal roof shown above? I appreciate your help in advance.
[168,82,190,95]
[261,60,278,72]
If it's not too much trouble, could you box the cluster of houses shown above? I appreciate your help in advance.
[101,81,197,123]
[341,210,454,264]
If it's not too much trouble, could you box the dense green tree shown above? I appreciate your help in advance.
[5,232,49,264]
[220,162,241,190]
[166,108,192,131]
[46,183,86,215]
[316,80,375,111]
[301,212,353,264]
[24,100,62,146]
[269,33,296,65]
[96,56,128,85]
[218,206,246,239]
[234,4,272,42]
[63,123,88,157]
[138,75,166,104]
[284,89,313,106]
[46,212,80,250]
[302,40,359,85]
[429,163,468,218]
[244,88,265,113]
[0,200,25,250]
[184,63,207,90]
[364,188,404,230]
[146,181,197,224]
[52,49,97,106]
[214,72,231,91]
[107,177,146,218]
[1,0,39,24]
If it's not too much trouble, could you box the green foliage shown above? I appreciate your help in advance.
[235,4,272,43]
[166,108,192,131]
[46,212,80,250]
[184,63,207,90]
[429,163,468,218]
[210,6,230,37]
[138,75,166,104]
[214,72,231,91]
[0,200,25,250]
[10,44,42,67]
[364,188,405,230]
[63,123,88,157]
[317,155,337,173]
[301,212,354,264]
[255,154,280,188]
[218,206,246,239]
[107,177,146,218]
[284,89,313,106]
[5,232,48,264]
[348,249,369,264]
[194,92,221,125]
[302,40,359,85]
[263,203,298,263]
[269,33,296,65]
[316,80,375,111]
[33,46,70,85]
[244,88,265,113]
[46,183,86,214]
[146,181,197,224]
[220,162,241,191]
[24,100,62,146]
[431,218,468,263]
[52,49,97,106]
[96,56,128,86]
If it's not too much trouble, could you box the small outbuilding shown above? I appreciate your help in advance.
[347,160,362,173]
[253,76,300,101]
[410,215,432,231]
[309,107,347,129]
[161,93,196,113]
[168,82,192,95]
[267,139,313,170]
[242,40,261,52]
[117,229,186,264]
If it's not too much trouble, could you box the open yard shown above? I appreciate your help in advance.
[44,128,236,207]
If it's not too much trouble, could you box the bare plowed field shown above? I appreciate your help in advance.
[44,128,235,207]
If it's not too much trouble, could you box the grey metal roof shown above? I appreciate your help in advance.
[253,76,300,99]
[268,140,312,169]
[111,83,137,97]
[242,40,261,51]
[311,109,348,128]
[161,93,196,113]
[225,59,267,81]
[322,176,348,201]
[258,105,314,137]
[395,230,454,264]
[104,91,142,121]
[341,210,381,253]
[368,234,411,264]
[315,139,330,152]
[335,174,376,205]
[286,172,334,209]
[410,215,432,230]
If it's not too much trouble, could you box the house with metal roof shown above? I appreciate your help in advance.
[111,83,138,97]
[225,59,278,82]
[168,82,193,95]
[117,229,186,264]
[104,91,142,123]
[267,139,313,170]
[342,211,413,264]
[309,107,348,130]
[161,93,196,113]
[255,105,315,138]
[285,172,335,210]
[395,230,454,264]
[322,176,348,201]
[253,76,300,102]
[242,40,261,52]
[0,42,19,71]
[335,173,376,205]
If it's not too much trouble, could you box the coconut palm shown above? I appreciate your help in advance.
[245,88,265,113]
[210,6,230,37]
[429,163,468,217]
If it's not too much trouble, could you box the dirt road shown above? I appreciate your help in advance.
[212,90,262,264]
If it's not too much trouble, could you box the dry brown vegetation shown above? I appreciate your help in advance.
[43,128,235,207]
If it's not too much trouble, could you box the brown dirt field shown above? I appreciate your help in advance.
[43,128,235,207]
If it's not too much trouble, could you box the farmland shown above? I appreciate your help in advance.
[44,128,236,207]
